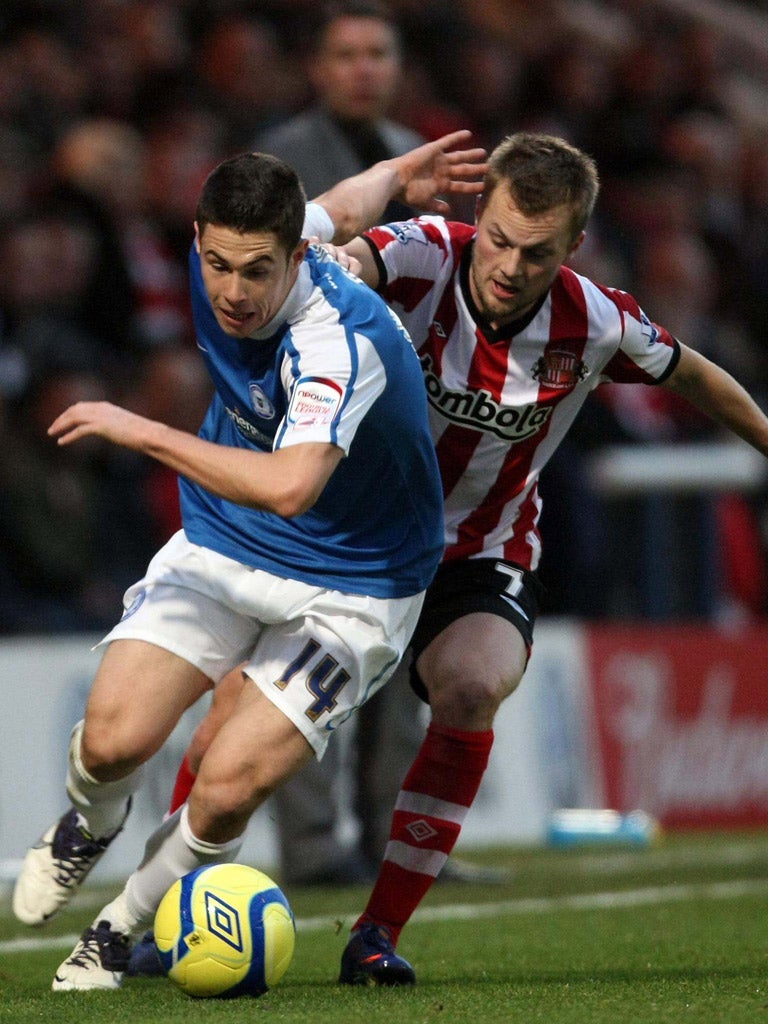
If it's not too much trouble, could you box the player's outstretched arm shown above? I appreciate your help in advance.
[48,401,343,517]
[313,129,487,244]
[663,343,768,457]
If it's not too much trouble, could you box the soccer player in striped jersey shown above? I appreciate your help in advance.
[334,132,768,985]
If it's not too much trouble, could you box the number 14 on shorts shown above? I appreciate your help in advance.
[272,638,350,722]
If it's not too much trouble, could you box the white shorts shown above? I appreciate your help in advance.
[101,531,425,757]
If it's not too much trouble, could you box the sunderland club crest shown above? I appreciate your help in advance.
[532,349,588,389]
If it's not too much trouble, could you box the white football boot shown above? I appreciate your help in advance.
[13,802,130,926]
[52,920,132,992]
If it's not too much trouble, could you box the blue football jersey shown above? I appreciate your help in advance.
[179,244,443,597]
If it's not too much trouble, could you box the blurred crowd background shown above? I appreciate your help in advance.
[1,0,767,634]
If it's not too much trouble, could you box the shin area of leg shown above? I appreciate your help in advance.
[106,805,244,934]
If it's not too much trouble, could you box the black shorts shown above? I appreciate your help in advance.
[408,558,545,703]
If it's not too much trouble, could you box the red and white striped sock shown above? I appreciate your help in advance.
[353,721,493,944]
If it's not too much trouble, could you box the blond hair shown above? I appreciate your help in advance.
[484,133,600,240]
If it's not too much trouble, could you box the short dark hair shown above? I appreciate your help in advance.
[484,133,600,240]
[195,152,306,254]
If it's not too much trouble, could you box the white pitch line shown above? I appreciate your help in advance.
[399,878,768,923]
[6,879,765,957]
[571,841,768,875]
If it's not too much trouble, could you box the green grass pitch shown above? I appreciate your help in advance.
[2,831,767,1024]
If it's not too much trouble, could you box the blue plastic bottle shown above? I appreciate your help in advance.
[546,808,660,848]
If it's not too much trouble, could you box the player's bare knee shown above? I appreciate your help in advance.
[80,735,145,780]
[429,672,508,729]
[80,720,153,779]
[190,773,265,842]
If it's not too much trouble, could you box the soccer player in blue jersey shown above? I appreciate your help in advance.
[12,133,487,992]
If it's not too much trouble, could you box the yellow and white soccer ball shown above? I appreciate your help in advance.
[154,863,295,998]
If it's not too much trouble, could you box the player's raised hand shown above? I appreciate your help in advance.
[391,129,488,214]
[49,401,153,451]
[312,129,488,244]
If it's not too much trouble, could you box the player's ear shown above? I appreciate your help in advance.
[474,194,485,225]
[194,222,201,253]
[291,238,309,268]
[568,231,586,258]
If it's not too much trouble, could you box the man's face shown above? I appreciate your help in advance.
[470,183,584,328]
[195,223,307,337]
[311,16,400,122]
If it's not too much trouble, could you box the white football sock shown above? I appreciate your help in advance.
[100,805,244,934]
[66,720,143,840]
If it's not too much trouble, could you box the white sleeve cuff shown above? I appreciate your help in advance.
[302,203,335,243]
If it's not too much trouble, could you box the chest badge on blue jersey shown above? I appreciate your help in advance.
[249,382,276,419]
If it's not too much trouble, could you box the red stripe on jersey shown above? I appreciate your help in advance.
[418,217,473,261]
[594,280,676,382]
[447,317,528,552]
[595,282,641,319]
[549,267,590,351]
[502,479,541,564]
[419,242,469,499]
[419,218,452,254]
[386,275,435,313]
[467,331,510,397]
[450,268,589,561]
[369,222,448,312]
[503,268,590,564]
[439,317,507,508]
[594,280,676,348]
[416,261,461,374]
[451,445,540,558]
[444,221,474,268]
[416,226,472,374]
[602,348,659,383]
[436,422,483,499]
[365,225,397,250]
[537,269,590,402]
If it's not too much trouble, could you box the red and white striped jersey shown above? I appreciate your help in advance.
[364,216,679,569]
